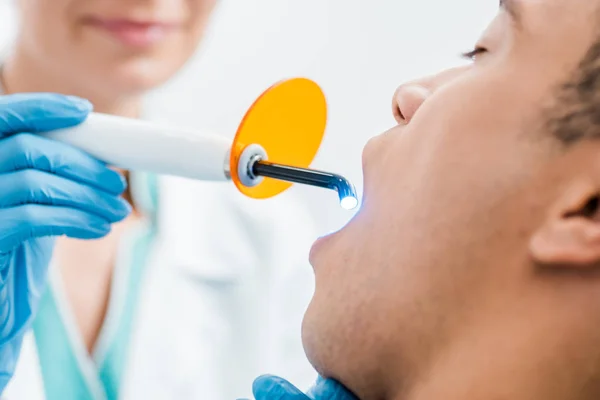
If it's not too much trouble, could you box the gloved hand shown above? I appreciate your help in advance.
[249,375,358,400]
[0,93,131,391]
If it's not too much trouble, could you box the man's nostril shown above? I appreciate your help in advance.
[394,86,431,124]
[393,103,405,124]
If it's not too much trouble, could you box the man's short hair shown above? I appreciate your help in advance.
[548,40,600,144]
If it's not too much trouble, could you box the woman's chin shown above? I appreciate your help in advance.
[111,66,173,92]
[87,71,169,99]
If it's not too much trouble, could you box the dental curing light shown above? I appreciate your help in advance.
[41,78,358,209]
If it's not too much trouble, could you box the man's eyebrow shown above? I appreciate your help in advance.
[500,0,522,27]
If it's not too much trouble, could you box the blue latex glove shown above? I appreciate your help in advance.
[249,375,358,400]
[0,93,131,391]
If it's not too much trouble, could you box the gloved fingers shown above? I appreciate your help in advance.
[0,133,126,195]
[307,377,358,400]
[0,205,112,252]
[252,375,309,400]
[0,93,91,136]
[0,169,131,223]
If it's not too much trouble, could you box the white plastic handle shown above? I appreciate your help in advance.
[41,113,232,181]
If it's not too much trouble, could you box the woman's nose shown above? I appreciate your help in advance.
[392,85,431,124]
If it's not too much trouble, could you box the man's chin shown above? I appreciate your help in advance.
[301,293,390,400]
[300,313,364,400]
[301,297,329,377]
[301,294,348,383]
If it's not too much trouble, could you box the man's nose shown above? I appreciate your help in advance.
[392,85,431,124]
[392,66,471,124]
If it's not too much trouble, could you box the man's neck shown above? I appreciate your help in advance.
[2,45,141,118]
[389,323,600,400]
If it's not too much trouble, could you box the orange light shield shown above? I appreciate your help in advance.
[230,78,328,199]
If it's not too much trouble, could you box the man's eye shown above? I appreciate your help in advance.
[461,46,488,61]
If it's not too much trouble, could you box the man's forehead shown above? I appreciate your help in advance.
[515,0,599,24]
[509,0,598,55]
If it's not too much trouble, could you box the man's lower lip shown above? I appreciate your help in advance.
[309,235,331,267]
[86,20,176,47]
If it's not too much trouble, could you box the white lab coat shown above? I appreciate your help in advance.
[3,175,319,399]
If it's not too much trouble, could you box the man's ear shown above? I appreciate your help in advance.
[530,180,600,267]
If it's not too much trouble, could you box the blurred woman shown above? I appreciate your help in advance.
[0,1,317,398]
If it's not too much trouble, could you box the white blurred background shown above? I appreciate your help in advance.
[0,0,497,234]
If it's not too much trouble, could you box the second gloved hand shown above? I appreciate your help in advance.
[0,93,131,391]
[249,375,358,400]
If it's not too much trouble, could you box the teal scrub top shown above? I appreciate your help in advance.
[31,173,158,400]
